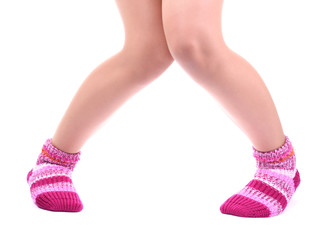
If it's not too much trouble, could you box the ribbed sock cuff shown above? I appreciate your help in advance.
[252,136,293,162]
[38,139,81,169]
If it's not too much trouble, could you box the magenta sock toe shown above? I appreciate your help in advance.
[221,194,270,217]
[27,139,83,212]
[36,192,83,212]
[220,136,300,218]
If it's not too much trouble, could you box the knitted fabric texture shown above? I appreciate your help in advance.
[27,139,83,212]
[220,136,300,217]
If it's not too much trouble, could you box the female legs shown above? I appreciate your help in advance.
[162,0,299,217]
[27,0,173,212]
[162,0,285,152]
[52,0,173,153]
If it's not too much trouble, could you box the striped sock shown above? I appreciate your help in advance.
[220,136,300,217]
[27,139,83,212]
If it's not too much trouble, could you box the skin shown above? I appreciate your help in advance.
[52,0,285,154]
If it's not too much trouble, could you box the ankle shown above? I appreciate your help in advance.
[37,139,81,170]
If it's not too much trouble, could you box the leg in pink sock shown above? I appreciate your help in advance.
[28,0,173,211]
[220,136,300,217]
[162,0,300,217]
[27,139,83,212]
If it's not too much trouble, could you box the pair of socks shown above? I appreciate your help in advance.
[27,136,300,216]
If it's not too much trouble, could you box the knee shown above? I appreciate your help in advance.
[122,42,174,81]
[164,22,227,70]
[166,34,205,63]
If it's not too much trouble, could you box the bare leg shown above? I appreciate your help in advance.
[27,0,173,212]
[162,0,285,152]
[52,0,173,153]
[162,0,299,218]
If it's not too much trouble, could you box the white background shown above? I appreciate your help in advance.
[1,0,330,239]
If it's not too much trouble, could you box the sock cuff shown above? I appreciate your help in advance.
[41,139,81,168]
[253,136,293,162]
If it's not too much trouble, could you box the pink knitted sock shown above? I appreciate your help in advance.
[27,139,83,212]
[220,136,300,217]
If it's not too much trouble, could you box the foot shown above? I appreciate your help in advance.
[220,136,300,217]
[27,139,83,212]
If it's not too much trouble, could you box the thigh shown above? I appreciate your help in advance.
[115,0,169,52]
[162,0,224,40]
